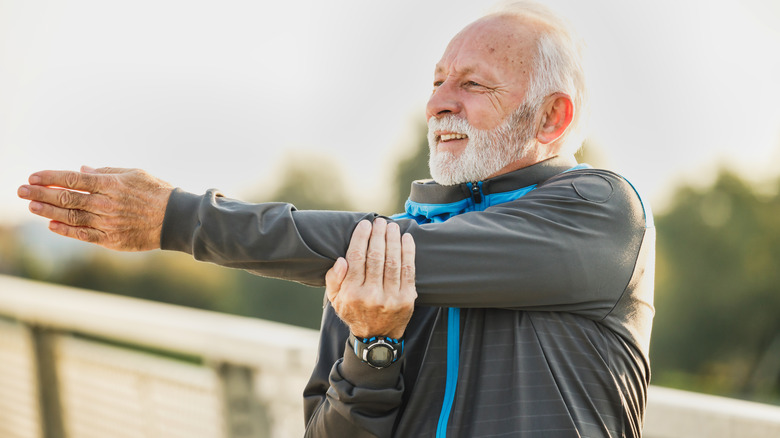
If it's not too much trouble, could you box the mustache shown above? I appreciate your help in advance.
[428,115,474,134]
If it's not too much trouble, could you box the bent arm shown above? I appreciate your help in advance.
[303,306,404,438]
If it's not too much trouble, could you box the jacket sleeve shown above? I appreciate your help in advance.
[161,191,370,286]
[160,170,649,318]
[302,304,404,438]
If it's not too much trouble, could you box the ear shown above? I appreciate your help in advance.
[536,93,574,145]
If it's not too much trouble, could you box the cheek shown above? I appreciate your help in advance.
[463,97,508,131]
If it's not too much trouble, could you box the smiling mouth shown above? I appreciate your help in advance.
[438,133,468,142]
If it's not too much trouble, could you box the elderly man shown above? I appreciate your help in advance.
[18,2,654,437]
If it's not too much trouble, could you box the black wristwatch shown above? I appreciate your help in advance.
[350,333,404,369]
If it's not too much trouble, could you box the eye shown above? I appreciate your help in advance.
[466,80,483,87]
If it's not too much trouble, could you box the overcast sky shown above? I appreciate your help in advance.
[2,0,780,226]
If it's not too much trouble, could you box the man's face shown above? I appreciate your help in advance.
[426,15,540,185]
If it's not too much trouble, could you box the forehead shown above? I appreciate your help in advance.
[435,15,538,81]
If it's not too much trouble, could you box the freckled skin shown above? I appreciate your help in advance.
[427,15,542,133]
[427,13,572,177]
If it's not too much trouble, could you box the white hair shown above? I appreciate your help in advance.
[489,1,588,154]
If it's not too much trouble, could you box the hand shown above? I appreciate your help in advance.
[326,218,417,340]
[17,166,174,251]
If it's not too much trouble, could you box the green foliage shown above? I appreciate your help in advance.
[225,272,325,329]
[236,151,359,328]
[55,252,235,312]
[652,170,780,403]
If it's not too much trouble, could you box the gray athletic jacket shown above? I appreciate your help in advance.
[160,155,655,437]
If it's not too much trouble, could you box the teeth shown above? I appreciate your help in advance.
[440,133,468,141]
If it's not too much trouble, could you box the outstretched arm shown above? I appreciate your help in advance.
[19,166,649,327]
[18,167,173,251]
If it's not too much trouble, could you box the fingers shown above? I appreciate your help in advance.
[48,220,106,244]
[19,184,92,210]
[383,222,402,292]
[18,182,116,228]
[27,199,101,227]
[325,257,348,304]
[332,219,416,340]
[344,220,372,285]
[19,167,172,251]
[401,233,417,294]
[26,170,104,193]
[364,217,387,285]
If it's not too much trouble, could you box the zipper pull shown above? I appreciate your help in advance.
[470,182,482,204]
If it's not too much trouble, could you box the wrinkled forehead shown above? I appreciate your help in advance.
[435,15,539,79]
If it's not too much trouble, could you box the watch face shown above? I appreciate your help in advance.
[367,344,394,367]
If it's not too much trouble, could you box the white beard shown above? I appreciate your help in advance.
[428,103,537,186]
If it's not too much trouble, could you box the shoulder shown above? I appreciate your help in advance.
[542,168,625,197]
[530,168,653,229]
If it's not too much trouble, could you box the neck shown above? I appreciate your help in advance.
[488,146,571,179]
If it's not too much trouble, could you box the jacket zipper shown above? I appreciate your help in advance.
[469,182,483,204]
[436,182,483,437]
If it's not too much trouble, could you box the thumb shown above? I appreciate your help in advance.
[325,257,348,302]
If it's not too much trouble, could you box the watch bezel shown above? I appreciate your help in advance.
[351,334,404,369]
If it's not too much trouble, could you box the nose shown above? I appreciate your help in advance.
[426,81,461,121]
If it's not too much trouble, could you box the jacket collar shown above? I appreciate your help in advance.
[408,155,579,205]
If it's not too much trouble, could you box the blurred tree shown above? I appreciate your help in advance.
[0,227,20,275]
[388,121,431,215]
[652,170,780,403]
[0,226,48,279]
[228,152,360,329]
[54,251,234,311]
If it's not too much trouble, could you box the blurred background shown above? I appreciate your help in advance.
[1,0,779,408]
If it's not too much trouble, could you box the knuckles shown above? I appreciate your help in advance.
[57,189,83,209]
[67,209,91,227]
[57,190,74,208]
[339,291,413,314]
[345,248,365,263]
[365,249,385,264]
[383,257,401,270]
[76,228,97,243]
[65,172,81,189]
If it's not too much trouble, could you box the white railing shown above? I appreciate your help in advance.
[0,274,318,438]
[1,274,779,438]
